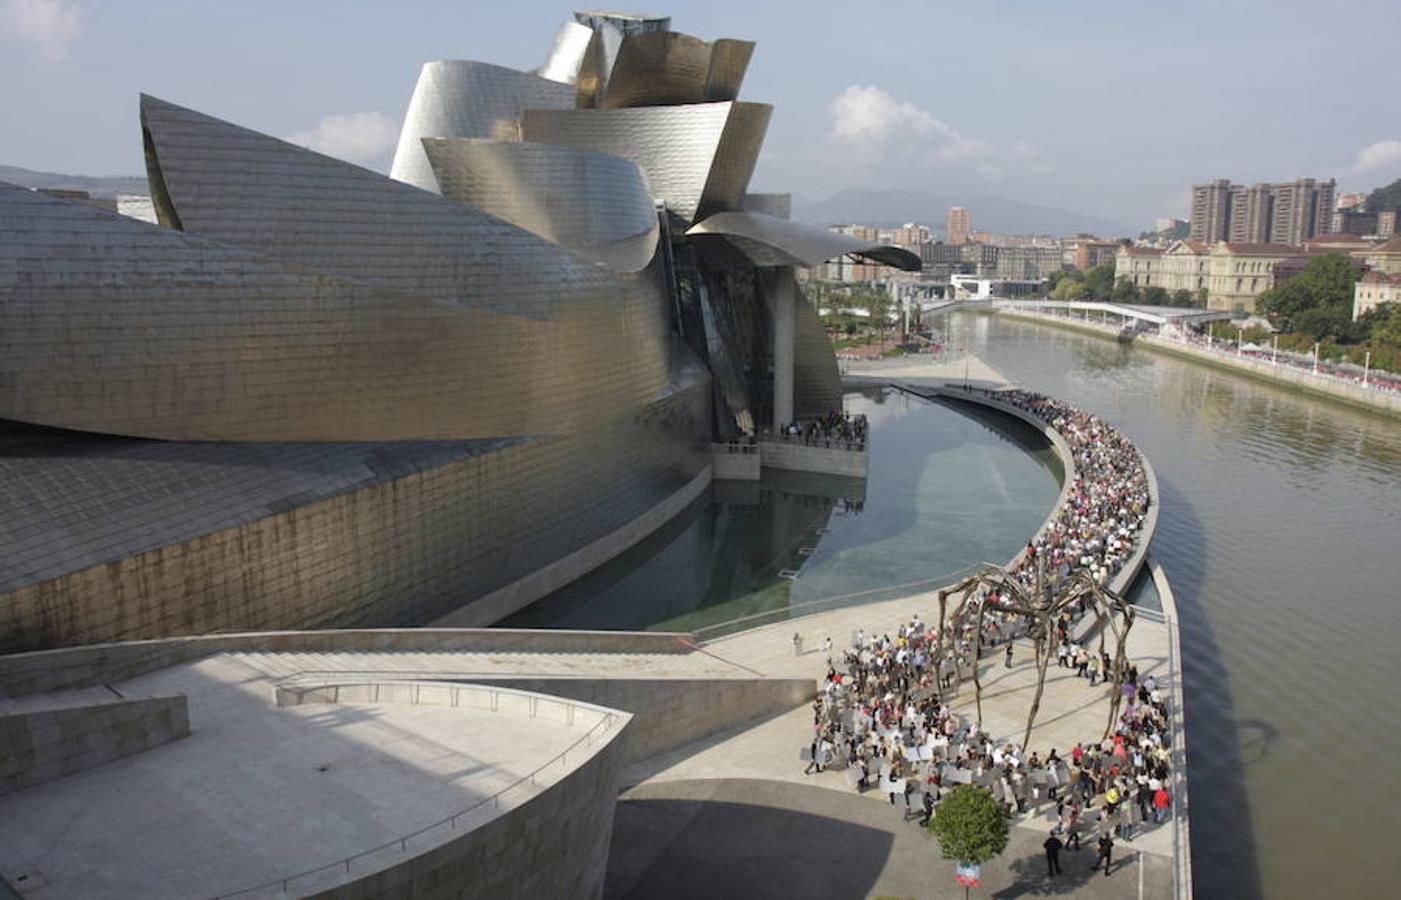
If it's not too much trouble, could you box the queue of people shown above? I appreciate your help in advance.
[802,615,1175,880]
[797,391,1170,880]
[995,388,1151,595]
[776,410,868,447]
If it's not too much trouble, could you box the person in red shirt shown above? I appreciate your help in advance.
[1152,787,1171,824]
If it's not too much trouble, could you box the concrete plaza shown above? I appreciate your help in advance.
[617,586,1177,899]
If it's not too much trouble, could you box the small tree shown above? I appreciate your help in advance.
[929,785,1009,897]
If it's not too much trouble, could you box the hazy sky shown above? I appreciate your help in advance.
[2,0,1399,229]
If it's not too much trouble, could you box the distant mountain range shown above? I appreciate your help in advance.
[791,187,1133,239]
[0,164,148,197]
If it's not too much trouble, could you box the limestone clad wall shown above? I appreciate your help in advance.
[0,695,189,796]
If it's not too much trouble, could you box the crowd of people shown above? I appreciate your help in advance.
[994,388,1152,596]
[802,612,1175,880]
[776,410,868,447]
[796,391,1170,879]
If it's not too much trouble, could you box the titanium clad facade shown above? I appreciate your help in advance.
[388,61,575,193]
[538,21,595,84]
[521,101,771,224]
[421,138,659,272]
[0,182,664,442]
[687,210,922,270]
[599,31,753,109]
[792,284,843,417]
[0,372,710,653]
[0,10,880,652]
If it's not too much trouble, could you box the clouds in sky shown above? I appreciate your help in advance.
[830,85,988,163]
[0,0,80,61]
[826,84,1036,183]
[285,112,399,170]
[1345,140,1401,178]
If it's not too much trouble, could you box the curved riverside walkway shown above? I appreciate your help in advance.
[618,366,1188,899]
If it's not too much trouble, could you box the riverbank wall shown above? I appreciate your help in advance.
[993,307,1401,418]
[1149,555,1193,900]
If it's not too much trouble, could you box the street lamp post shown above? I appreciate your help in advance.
[1312,342,1320,375]
[1364,350,1371,388]
[1237,328,1243,358]
[1272,334,1278,366]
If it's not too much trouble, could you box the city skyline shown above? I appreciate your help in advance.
[2,0,1399,231]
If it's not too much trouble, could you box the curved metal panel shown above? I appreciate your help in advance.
[537,21,595,84]
[705,39,754,101]
[421,138,659,272]
[140,95,651,316]
[0,183,676,442]
[388,61,575,193]
[520,101,770,224]
[687,210,923,271]
[599,32,753,109]
[700,102,771,219]
[793,284,843,417]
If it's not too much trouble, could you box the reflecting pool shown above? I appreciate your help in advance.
[501,386,1062,632]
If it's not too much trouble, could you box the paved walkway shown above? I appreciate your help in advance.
[606,778,1171,899]
[0,654,595,899]
[623,588,1175,859]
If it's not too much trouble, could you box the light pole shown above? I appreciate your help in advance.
[1364,350,1371,388]
[1237,328,1243,358]
[1312,342,1320,375]
[1272,334,1278,366]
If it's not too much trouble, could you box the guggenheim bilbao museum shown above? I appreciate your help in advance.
[0,11,919,653]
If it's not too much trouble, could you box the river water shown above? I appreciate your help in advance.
[508,313,1401,899]
[946,312,1401,900]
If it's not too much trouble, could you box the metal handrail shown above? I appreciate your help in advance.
[210,690,620,899]
[761,432,867,453]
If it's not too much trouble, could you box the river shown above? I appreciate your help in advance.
[946,311,1401,900]
[506,310,1401,899]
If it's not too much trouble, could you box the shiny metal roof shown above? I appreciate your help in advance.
[686,210,922,271]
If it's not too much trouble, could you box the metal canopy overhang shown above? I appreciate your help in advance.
[686,210,921,271]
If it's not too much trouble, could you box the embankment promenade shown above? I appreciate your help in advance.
[995,305,1401,418]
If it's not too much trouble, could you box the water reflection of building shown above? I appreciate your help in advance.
[0,11,916,652]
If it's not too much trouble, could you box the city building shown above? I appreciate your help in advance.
[1155,217,1187,235]
[1189,179,1232,243]
[1336,209,1379,236]
[1360,235,1401,276]
[0,12,917,655]
[1155,240,1212,294]
[1206,242,1303,313]
[960,241,999,277]
[994,244,1062,281]
[1190,177,1336,245]
[1075,239,1121,271]
[1116,244,1165,287]
[1380,210,1398,239]
[946,206,972,244]
[1354,269,1401,320]
[887,222,930,247]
